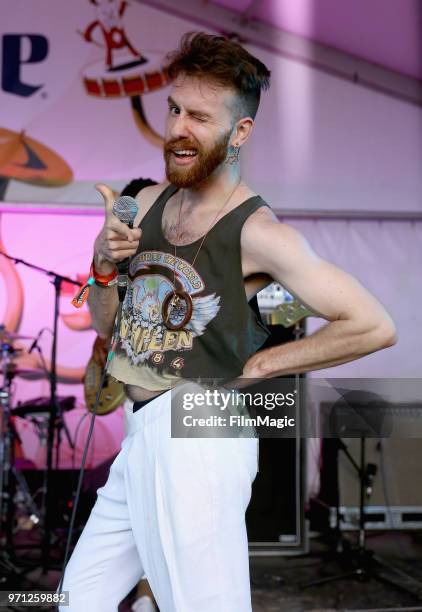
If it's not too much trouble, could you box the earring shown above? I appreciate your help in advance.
[226,144,240,165]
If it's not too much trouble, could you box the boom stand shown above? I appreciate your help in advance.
[0,251,81,571]
[302,435,422,601]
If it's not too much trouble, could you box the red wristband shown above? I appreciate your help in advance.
[71,258,118,309]
[90,258,118,286]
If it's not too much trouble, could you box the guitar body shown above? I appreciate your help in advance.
[84,357,126,415]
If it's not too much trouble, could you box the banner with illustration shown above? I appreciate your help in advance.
[1,0,194,206]
[2,0,420,212]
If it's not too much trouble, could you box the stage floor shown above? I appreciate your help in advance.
[3,531,422,611]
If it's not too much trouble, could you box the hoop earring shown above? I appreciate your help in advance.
[226,145,240,165]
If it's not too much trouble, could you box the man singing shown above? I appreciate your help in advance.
[61,32,396,611]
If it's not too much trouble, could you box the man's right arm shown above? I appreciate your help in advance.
[88,183,142,339]
[87,254,119,340]
[88,181,168,339]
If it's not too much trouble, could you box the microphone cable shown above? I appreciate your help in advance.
[58,193,138,596]
[57,304,123,596]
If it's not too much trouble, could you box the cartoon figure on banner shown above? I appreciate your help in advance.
[79,0,170,148]
[83,0,145,70]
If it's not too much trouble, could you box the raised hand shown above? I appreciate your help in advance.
[93,183,142,274]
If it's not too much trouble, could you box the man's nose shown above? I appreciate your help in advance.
[168,114,191,141]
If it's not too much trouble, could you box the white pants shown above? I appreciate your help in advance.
[59,388,259,612]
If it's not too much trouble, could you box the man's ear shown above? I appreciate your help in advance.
[232,116,254,148]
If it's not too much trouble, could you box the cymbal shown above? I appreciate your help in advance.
[8,368,46,377]
[13,395,75,418]
[0,330,34,341]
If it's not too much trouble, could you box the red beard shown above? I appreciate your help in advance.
[164,130,231,188]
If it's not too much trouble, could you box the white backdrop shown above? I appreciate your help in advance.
[1,0,421,214]
[288,217,422,377]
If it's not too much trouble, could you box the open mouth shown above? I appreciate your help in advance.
[171,149,198,163]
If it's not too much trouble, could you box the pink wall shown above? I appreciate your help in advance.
[0,210,125,468]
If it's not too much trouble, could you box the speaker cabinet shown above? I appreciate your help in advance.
[246,323,308,555]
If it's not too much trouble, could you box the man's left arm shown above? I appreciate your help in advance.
[241,211,397,378]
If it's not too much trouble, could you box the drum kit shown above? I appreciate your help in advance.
[0,243,124,578]
[0,326,79,574]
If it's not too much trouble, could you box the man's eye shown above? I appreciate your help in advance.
[169,106,179,115]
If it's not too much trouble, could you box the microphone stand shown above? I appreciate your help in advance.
[0,251,81,570]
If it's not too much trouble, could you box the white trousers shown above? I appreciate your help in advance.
[59,388,259,612]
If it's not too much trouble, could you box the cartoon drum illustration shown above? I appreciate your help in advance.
[80,0,169,148]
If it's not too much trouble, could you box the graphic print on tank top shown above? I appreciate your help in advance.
[118,249,220,371]
[107,183,272,388]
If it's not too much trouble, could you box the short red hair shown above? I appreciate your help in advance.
[166,32,271,120]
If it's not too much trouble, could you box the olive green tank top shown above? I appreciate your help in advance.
[107,183,270,391]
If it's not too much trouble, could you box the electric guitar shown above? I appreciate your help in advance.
[84,356,126,415]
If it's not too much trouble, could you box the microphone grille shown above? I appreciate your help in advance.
[112,196,138,225]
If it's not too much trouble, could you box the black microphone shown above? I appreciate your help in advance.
[112,195,139,303]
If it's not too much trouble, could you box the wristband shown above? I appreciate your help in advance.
[90,258,118,286]
[71,258,117,309]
